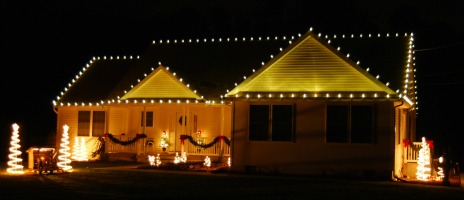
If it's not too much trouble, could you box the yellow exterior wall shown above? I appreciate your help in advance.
[107,107,127,135]
[231,100,395,178]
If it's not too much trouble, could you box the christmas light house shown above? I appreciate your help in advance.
[7,123,24,174]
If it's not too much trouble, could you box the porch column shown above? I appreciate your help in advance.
[181,104,187,154]
[220,106,224,155]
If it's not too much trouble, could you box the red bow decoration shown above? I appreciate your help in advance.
[403,139,410,148]
[427,140,434,149]
[180,135,185,145]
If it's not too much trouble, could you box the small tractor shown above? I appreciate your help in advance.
[28,147,63,174]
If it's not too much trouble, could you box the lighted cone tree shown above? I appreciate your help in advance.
[72,137,88,161]
[72,137,80,160]
[57,124,72,171]
[78,137,88,161]
[7,123,24,174]
[416,137,431,181]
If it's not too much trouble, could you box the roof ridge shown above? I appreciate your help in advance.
[90,55,140,60]
[151,34,303,45]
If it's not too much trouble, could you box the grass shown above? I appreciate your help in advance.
[1,161,463,199]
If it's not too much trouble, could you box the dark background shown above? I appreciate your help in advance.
[1,0,463,165]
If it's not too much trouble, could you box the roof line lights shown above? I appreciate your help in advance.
[319,32,415,99]
[56,55,140,102]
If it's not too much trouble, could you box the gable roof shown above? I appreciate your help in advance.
[227,31,397,97]
[54,28,416,107]
[121,66,201,100]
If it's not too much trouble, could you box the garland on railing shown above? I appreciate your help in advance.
[403,139,434,150]
[104,133,147,146]
[180,135,230,149]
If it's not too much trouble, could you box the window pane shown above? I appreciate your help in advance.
[326,106,349,143]
[272,105,293,141]
[351,106,373,143]
[141,111,154,127]
[78,111,91,136]
[249,105,269,141]
[146,111,154,127]
[92,111,105,137]
[141,112,144,127]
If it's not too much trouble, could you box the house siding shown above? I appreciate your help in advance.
[232,100,395,178]
[108,107,127,135]
[56,107,79,141]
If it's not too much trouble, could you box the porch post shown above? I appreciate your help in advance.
[181,104,186,154]
[220,106,224,156]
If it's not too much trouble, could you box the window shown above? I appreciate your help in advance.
[141,111,154,127]
[326,105,374,143]
[326,106,349,143]
[351,105,373,143]
[78,111,90,137]
[249,104,294,141]
[78,111,105,137]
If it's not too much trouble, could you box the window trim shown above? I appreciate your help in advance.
[326,104,374,144]
[78,110,106,137]
[141,111,154,127]
[249,103,295,142]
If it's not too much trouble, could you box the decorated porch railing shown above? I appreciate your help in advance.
[404,141,434,162]
[105,134,146,153]
[181,135,230,156]
[103,133,230,156]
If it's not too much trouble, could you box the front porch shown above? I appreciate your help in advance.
[401,140,460,184]
[103,135,230,163]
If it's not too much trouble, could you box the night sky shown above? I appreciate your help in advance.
[1,0,463,163]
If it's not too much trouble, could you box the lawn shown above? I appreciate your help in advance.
[1,161,463,200]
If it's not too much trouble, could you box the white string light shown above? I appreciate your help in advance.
[57,124,73,172]
[7,123,24,174]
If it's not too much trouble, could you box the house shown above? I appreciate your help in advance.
[53,28,418,179]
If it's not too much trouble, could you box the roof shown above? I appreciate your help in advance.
[121,66,202,100]
[54,28,416,107]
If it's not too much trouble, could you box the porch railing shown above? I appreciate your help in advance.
[106,135,138,153]
[404,142,423,162]
[106,135,230,156]
[185,137,230,156]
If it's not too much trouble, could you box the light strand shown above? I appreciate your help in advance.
[57,124,73,171]
[7,123,24,174]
